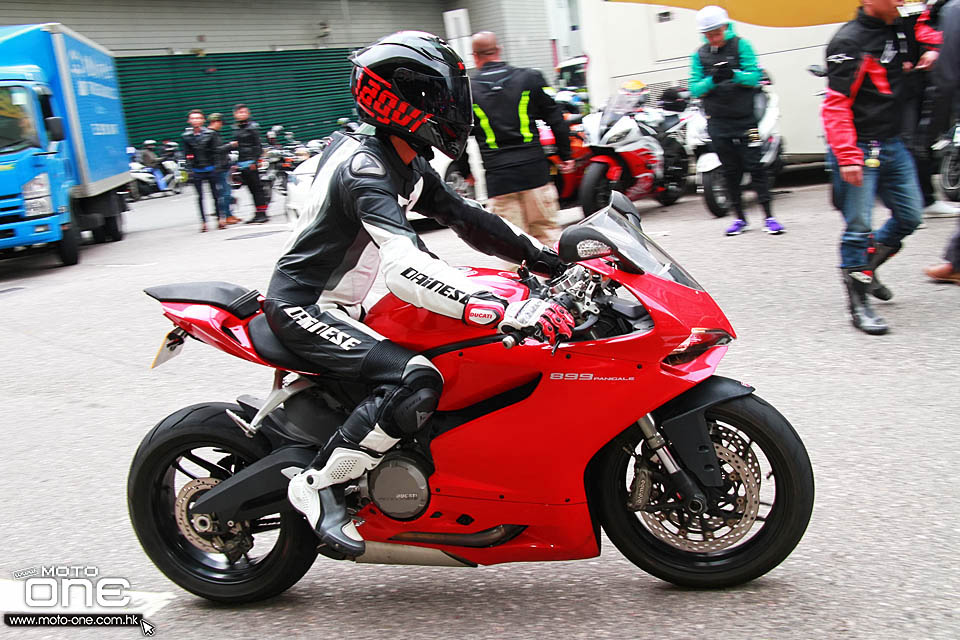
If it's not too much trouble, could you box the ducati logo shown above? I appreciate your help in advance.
[416,411,433,429]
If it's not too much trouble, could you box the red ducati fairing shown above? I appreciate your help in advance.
[150,212,734,567]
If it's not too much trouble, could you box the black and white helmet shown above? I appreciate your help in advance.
[349,31,473,159]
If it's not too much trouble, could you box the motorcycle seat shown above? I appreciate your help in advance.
[247,313,327,374]
[144,281,261,318]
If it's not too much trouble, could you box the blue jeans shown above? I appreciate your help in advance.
[215,170,231,217]
[828,138,922,268]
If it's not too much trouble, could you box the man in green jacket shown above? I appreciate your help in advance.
[689,6,783,236]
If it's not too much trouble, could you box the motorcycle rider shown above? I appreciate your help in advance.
[140,140,168,191]
[689,6,784,236]
[273,31,575,556]
[470,31,573,245]
[232,104,269,224]
[822,0,924,334]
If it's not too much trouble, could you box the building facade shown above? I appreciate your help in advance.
[0,1,561,144]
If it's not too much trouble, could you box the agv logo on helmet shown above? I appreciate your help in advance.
[353,67,432,134]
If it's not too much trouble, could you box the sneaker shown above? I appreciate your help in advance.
[923,201,960,218]
[245,215,269,224]
[764,217,785,234]
[725,219,748,236]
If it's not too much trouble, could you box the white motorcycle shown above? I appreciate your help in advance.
[686,77,784,218]
[128,159,182,201]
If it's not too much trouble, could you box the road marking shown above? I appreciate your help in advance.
[226,231,287,240]
[0,287,25,296]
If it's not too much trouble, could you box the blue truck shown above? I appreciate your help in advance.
[0,23,130,266]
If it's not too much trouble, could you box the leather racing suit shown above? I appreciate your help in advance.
[264,130,560,475]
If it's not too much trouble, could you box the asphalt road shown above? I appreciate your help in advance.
[0,175,957,639]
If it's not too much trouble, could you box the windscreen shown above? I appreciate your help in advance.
[581,208,704,291]
[599,90,646,133]
[0,87,39,153]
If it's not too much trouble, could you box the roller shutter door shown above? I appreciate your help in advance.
[116,48,355,146]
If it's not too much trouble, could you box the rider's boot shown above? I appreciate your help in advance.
[842,267,888,335]
[866,242,898,301]
[286,432,381,556]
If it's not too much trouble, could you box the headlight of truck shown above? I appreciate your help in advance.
[24,196,53,216]
[23,173,51,199]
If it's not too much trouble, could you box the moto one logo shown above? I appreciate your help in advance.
[23,566,131,608]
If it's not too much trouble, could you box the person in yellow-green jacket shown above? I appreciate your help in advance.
[690,5,783,236]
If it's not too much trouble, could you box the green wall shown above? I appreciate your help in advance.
[116,48,357,147]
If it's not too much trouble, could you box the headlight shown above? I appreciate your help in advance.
[23,173,51,199]
[606,131,629,145]
[24,196,53,217]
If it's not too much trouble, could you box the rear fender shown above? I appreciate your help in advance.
[696,152,721,174]
[653,375,755,487]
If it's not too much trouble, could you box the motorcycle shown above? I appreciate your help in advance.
[686,73,784,218]
[579,86,692,215]
[129,192,814,602]
[127,158,182,201]
[539,115,592,207]
[936,122,960,202]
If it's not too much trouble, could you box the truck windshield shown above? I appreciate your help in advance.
[0,86,39,153]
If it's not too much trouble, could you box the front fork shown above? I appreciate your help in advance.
[635,413,708,515]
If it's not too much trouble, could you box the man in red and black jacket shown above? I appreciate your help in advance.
[822,0,925,336]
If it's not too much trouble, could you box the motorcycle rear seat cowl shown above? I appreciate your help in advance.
[144,281,261,319]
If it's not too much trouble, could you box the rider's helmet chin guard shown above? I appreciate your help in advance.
[349,31,473,160]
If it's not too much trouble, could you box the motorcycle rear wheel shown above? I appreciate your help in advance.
[940,150,960,202]
[597,394,814,588]
[702,168,729,217]
[127,403,318,602]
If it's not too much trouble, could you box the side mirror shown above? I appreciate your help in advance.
[557,225,617,263]
[45,116,64,142]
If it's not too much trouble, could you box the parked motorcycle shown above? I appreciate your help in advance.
[579,83,692,215]
[129,192,814,602]
[127,158,182,201]
[687,73,784,218]
[935,122,960,202]
[540,115,592,207]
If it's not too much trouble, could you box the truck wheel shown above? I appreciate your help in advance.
[56,220,80,266]
[105,214,124,242]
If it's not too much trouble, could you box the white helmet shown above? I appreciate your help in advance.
[696,5,729,33]
[143,139,157,147]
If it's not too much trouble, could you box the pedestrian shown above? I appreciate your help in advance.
[925,0,960,283]
[181,109,225,232]
[207,113,240,225]
[822,0,925,334]
[232,104,269,224]
[902,0,958,218]
[469,31,574,245]
[689,6,783,236]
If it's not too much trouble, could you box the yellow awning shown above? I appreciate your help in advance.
[605,1,862,28]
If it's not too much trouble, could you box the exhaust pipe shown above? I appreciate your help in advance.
[353,542,475,567]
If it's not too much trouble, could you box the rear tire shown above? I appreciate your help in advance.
[128,403,318,602]
[105,214,124,242]
[596,394,814,588]
[940,149,960,202]
[702,168,729,217]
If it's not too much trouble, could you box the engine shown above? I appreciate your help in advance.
[363,453,431,520]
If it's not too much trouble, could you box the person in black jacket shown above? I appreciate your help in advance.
[469,31,573,245]
[274,32,573,556]
[822,0,925,334]
[181,109,225,231]
[208,113,239,225]
[232,104,269,224]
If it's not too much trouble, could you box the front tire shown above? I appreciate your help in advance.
[940,149,960,202]
[702,168,729,217]
[579,162,619,216]
[596,394,814,588]
[56,217,80,266]
[127,403,318,602]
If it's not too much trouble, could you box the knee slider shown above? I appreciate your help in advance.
[384,366,443,436]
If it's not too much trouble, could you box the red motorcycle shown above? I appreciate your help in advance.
[129,193,813,602]
[539,115,592,206]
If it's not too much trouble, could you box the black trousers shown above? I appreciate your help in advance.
[263,299,442,449]
[709,121,770,216]
[192,171,222,221]
[903,77,953,207]
[240,164,268,210]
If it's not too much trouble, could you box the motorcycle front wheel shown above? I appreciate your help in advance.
[597,393,814,588]
[579,162,621,216]
[127,403,318,602]
[702,168,729,217]
[940,150,960,202]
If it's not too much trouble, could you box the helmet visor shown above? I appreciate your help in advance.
[393,67,473,127]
